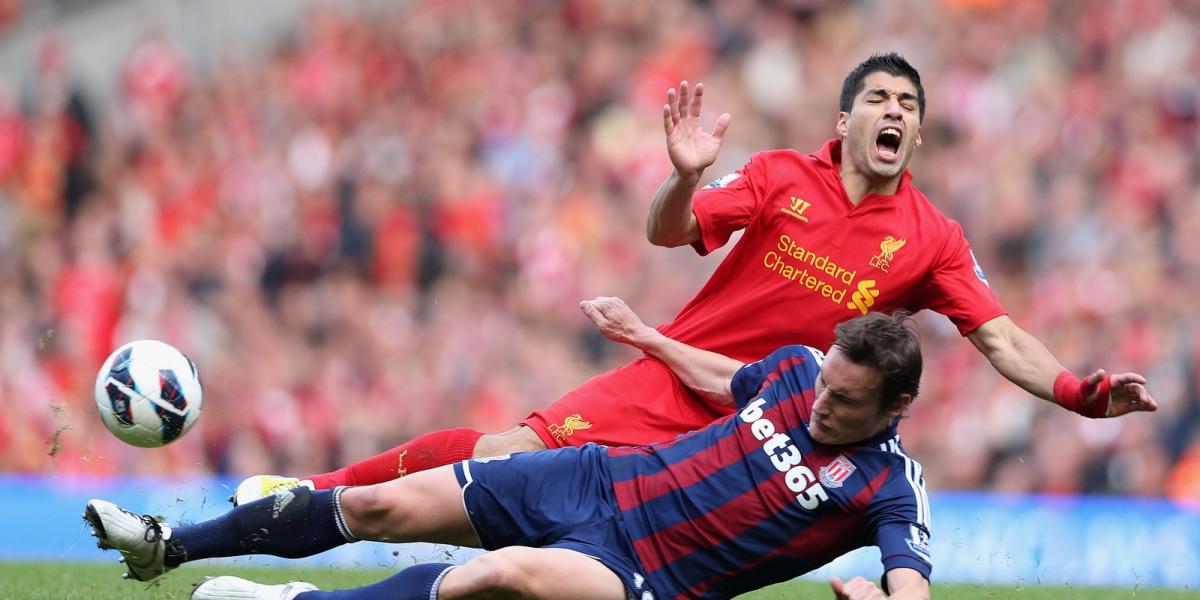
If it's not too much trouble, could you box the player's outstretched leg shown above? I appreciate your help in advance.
[190,548,627,600]
[190,563,454,600]
[86,487,357,580]
[232,425,546,505]
[89,464,481,581]
[437,547,627,600]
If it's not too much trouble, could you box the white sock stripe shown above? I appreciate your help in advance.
[429,565,456,600]
[331,486,359,543]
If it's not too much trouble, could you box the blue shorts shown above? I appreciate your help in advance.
[452,443,655,600]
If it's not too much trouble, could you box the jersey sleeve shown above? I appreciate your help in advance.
[866,457,933,581]
[913,221,1007,336]
[730,345,823,409]
[689,153,770,256]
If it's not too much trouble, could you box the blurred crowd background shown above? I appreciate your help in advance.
[1,0,1198,502]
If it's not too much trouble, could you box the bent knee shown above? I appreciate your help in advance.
[446,548,625,600]
[457,549,540,597]
[473,427,545,458]
[340,485,401,539]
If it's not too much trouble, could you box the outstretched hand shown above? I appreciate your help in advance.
[830,576,886,600]
[1085,370,1158,417]
[664,81,732,179]
[579,296,653,348]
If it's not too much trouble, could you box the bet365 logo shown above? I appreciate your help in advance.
[846,279,879,315]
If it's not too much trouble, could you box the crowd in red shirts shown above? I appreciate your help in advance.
[0,0,1197,501]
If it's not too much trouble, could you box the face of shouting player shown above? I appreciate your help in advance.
[835,71,923,185]
[808,347,911,446]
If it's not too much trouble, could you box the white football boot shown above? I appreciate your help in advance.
[230,475,315,506]
[191,576,319,600]
[84,499,175,581]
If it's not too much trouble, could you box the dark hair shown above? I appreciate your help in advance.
[832,311,922,412]
[839,53,926,122]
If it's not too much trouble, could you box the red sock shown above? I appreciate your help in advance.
[305,428,484,489]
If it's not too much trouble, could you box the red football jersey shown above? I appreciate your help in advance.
[658,139,1006,361]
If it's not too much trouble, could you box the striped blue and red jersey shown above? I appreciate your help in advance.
[605,345,932,600]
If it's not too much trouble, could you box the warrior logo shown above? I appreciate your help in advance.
[548,414,593,445]
[782,196,812,222]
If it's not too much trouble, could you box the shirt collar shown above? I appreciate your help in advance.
[812,421,900,452]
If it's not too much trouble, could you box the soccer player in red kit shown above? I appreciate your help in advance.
[233,53,1156,504]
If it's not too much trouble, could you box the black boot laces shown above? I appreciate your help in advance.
[121,507,164,544]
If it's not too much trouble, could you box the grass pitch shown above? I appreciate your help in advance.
[0,562,1192,599]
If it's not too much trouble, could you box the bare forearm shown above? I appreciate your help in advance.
[968,317,1065,402]
[968,315,1158,418]
[629,328,742,404]
[580,296,740,403]
[646,170,702,247]
[884,569,930,600]
[998,330,1065,400]
[886,582,931,600]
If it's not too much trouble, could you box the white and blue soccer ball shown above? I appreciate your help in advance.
[93,339,203,448]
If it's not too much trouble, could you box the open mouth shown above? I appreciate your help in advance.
[875,126,902,161]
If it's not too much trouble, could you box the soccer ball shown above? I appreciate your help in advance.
[93,340,203,448]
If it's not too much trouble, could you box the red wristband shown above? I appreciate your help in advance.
[1053,371,1111,418]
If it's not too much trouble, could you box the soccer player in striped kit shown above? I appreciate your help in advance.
[87,298,931,600]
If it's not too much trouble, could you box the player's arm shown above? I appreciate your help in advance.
[884,568,930,599]
[580,296,742,404]
[647,80,731,247]
[862,457,933,600]
[829,569,928,600]
[923,224,1156,419]
[966,315,1157,418]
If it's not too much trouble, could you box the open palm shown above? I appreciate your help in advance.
[663,81,732,178]
[1096,370,1158,417]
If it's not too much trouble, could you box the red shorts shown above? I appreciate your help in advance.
[520,356,734,448]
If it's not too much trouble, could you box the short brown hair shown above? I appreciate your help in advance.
[832,311,922,412]
[840,53,926,122]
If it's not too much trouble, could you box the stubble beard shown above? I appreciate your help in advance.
[847,141,903,185]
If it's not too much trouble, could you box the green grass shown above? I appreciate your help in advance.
[747,579,1198,599]
[0,563,388,600]
[0,562,1193,599]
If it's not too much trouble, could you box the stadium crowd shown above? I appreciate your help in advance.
[0,0,1197,502]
